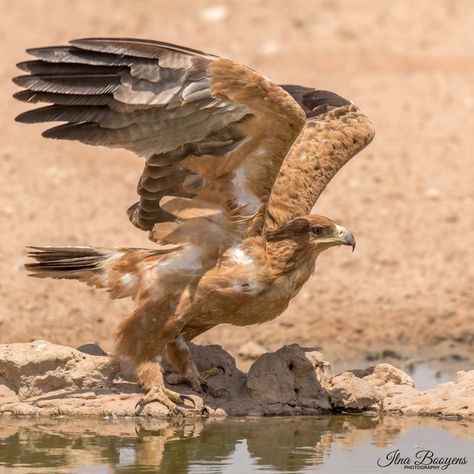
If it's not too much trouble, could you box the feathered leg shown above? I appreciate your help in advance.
[164,336,229,398]
[115,300,194,416]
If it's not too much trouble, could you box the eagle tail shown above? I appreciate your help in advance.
[25,245,174,298]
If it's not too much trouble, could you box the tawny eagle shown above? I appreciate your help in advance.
[14,38,374,415]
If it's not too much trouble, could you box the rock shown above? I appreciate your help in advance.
[0,377,17,405]
[238,341,267,361]
[329,363,416,411]
[383,370,474,418]
[0,341,472,419]
[247,344,332,410]
[76,343,107,357]
[362,363,415,387]
[305,350,333,388]
[0,340,117,399]
[330,372,380,410]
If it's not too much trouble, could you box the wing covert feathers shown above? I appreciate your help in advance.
[266,103,375,230]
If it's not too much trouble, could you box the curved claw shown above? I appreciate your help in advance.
[217,388,231,400]
[215,365,226,375]
[168,406,185,418]
[134,423,147,436]
[179,394,196,408]
[203,385,230,399]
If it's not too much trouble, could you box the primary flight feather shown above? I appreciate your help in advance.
[14,38,375,415]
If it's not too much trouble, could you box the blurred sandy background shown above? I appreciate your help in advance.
[0,0,473,372]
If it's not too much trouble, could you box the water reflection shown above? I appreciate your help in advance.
[0,415,472,473]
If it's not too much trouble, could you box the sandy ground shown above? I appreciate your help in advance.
[0,0,473,372]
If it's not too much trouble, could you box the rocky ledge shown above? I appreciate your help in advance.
[0,341,472,419]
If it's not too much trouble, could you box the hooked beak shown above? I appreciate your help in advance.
[335,225,356,252]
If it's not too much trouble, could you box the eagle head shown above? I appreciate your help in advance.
[304,215,355,252]
[267,215,355,253]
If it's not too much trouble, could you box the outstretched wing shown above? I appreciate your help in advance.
[14,38,305,251]
[265,85,375,230]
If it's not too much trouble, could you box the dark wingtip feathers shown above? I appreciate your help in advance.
[25,45,67,55]
[40,122,93,140]
[69,37,212,58]
[281,84,352,118]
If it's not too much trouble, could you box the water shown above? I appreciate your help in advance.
[0,415,472,473]
[407,363,455,391]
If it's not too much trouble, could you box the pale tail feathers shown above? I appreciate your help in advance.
[25,245,179,299]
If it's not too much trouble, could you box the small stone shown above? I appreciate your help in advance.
[199,5,228,23]
[214,408,227,417]
[423,187,441,199]
[75,392,97,400]
[2,206,15,216]
[35,400,55,408]
[35,343,48,352]
[259,40,281,57]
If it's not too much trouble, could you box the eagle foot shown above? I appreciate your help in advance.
[201,382,230,399]
[166,365,229,399]
[200,365,225,379]
[134,384,195,416]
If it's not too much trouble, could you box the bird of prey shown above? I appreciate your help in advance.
[14,38,374,415]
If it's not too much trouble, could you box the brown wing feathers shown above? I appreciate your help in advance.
[266,88,375,229]
[14,38,306,246]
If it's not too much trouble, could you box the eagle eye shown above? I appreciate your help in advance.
[312,227,323,237]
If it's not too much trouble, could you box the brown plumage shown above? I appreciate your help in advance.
[14,38,375,414]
